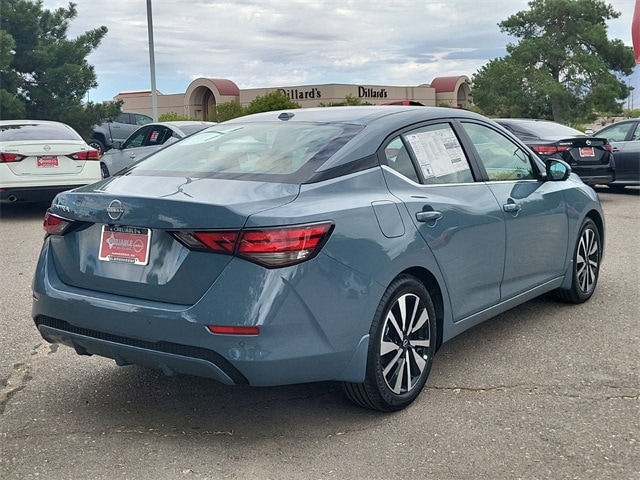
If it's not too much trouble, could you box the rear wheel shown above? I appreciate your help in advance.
[554,218,601,304]
[343,275,436,411]
[100,163,110,178]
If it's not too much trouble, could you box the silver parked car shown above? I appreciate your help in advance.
[100,121,215,177]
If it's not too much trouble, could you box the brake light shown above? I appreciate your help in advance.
[43,211,74,235]
[531,145,570,155]
[69,150,101,161]
[0,152,26,163]
[172,222,334,268]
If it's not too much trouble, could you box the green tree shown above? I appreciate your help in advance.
[472,0,635,123]
[211,101,246,122]
[318,94,372,107]
[0,0,120,137]
[245,91,300,115]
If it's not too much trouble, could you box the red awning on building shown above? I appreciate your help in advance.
[633,0,640,63]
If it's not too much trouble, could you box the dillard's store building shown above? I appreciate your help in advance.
[114,75,472,120]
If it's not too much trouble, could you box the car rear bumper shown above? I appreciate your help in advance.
[571,168,615,186]
[0,185,82,203]
[31,240,380,386]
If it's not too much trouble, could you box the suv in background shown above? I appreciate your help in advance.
[89,112,152,155]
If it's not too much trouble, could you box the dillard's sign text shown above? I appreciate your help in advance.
[277,86,389,101]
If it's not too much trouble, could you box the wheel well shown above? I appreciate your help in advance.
[401,267,444,351]
[92,132,106,142]
[586,209,605,246]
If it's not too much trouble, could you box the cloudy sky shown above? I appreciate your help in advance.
[41,0,639,107]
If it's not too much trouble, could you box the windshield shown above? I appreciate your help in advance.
[126,122,362,183]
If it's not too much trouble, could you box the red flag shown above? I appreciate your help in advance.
[634,0,640,63]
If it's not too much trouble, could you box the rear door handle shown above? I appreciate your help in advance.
[416,211,443,223]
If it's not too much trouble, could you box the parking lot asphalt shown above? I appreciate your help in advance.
[0,188,638,480]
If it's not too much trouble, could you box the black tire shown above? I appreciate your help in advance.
[343,274,437,412]
[553,218,601,304]
[100,163,110,178]
[88,138,105,156]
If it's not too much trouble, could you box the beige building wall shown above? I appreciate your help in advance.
[115,76,471,120]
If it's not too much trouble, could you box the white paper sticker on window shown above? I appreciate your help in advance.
[406,127,468,179]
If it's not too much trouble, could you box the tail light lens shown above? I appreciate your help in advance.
[531,145,570,155]
[69,150,100,161]
[43,211,74,235]
[0,152,26,163]
[171,222,334,268]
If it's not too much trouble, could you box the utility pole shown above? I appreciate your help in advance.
[147,0,158,121]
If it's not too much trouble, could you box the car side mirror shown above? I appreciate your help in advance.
[545,158,571,181]
[112,141,123,150]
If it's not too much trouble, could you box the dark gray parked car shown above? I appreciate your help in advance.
[495,118,615,186]
[595,119,640,189]
[89,112,153,155]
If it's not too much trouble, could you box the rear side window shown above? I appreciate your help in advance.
[0,123,81,141]
[128,122,362,182]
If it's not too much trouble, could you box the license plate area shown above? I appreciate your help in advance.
[579,147,595,157]
[37,156,59,167]
[99,225,151,265]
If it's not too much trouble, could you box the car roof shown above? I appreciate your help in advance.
[224,106,486,127]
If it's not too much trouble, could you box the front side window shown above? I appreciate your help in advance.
[598,122,634,142]
[462,123,535,181]
[135,114,153,126]
[122,126,150,149]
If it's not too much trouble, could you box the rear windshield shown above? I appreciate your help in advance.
[178,124,213,136]
[126,122,362,183]
[0,123,81,141]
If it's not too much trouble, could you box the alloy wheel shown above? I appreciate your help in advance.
[379,293,431,395]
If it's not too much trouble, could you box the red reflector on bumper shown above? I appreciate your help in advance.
[207,325,260,335]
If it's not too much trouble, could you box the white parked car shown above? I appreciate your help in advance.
[0,120,101,203]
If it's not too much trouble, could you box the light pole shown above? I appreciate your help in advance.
[146,0,158,121]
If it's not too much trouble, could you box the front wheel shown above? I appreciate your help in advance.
[343,275,437,411]
[554,218,601,304]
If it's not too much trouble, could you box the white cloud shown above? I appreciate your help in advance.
[38,0,639,106]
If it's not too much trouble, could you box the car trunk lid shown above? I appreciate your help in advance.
[47,175,300,304]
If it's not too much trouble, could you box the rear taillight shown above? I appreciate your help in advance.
[69,150,100,160]
[0,152,26,163]
[43,211,74,235]
[531,145,570,155]
[171,222,334,268]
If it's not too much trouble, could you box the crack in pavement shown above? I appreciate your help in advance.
[0,342,56,415]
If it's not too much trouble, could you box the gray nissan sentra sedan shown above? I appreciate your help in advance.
[32,106,604,411]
